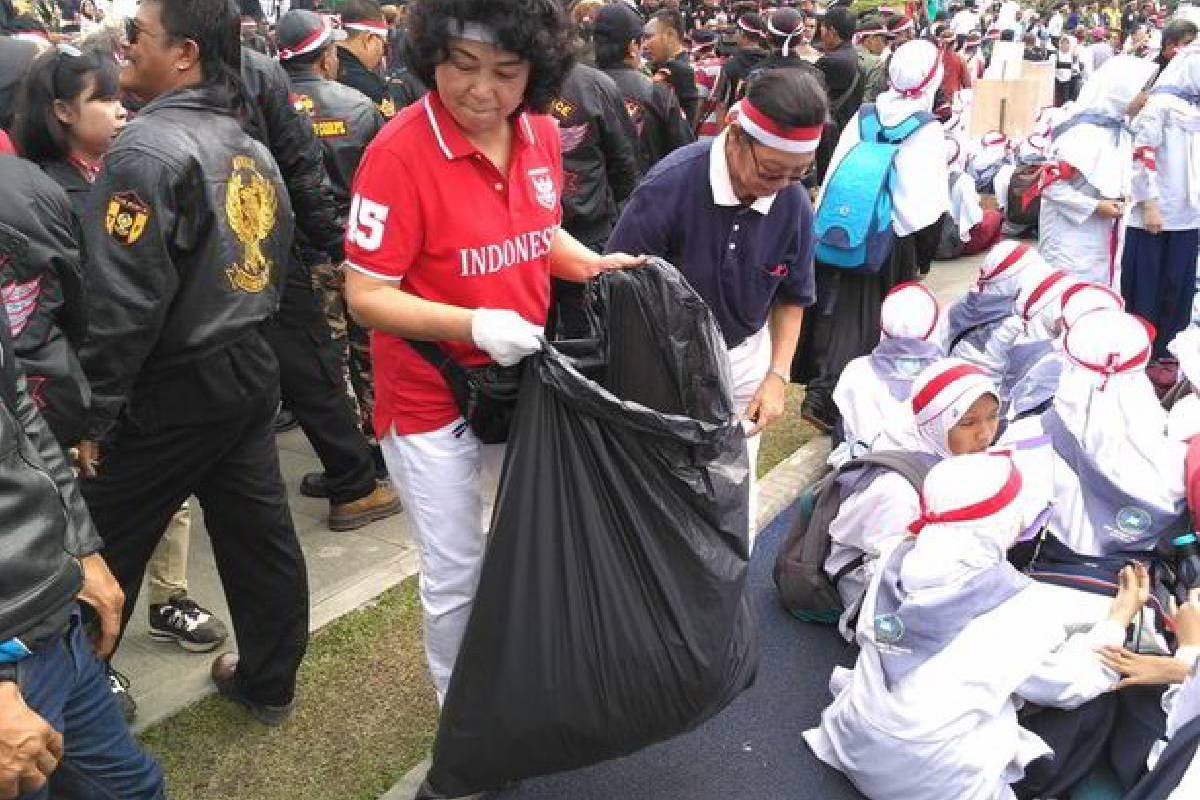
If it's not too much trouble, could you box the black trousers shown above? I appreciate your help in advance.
[793,219,944,400]
[263,276,377,505]
[82,335,309,706]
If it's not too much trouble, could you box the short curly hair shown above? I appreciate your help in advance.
[407,0,574,114]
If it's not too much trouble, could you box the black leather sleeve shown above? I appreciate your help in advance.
[13,367,102,556]
[252,53,346,263]
[595,73,641,204]
[78,150,181,441]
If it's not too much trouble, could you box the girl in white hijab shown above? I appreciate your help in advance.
[825,359,1000,637]
[1038,55,1161,286]
[944,240,1053,388]
[1007,281,1126,426]
[1124,46,1200,363]
[806,452,1148,800]
[831,282,944,464]
[1005,308,1187,561]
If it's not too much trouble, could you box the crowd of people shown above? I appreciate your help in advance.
[0,0,1200,797]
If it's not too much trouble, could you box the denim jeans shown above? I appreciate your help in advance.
[15,605,165,799]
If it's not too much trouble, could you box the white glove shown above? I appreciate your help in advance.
[471,308,544,366]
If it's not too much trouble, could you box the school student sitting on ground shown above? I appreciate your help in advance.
[830,282,944,465]
[824,359,1000,637]
[1006,280,1125,420]
[944,240,1053,387]
[805,451,1148,800]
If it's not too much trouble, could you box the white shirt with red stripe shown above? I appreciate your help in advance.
[345,92,562,436]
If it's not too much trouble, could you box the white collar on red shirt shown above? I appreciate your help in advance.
[709,129,776,215]
[422,92,537,160]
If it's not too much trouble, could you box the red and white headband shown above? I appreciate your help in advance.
[344,19,389,36]
[981,130,1009,148]
[1064,321,1153,390]
[979,242,1030,285]
[911,362,989,419]
[732,99,822,154]
[881,281,940,341]
[909,455,1022,534]
[1021,270,1071,320]
[890,18,915,36]
[279,16,335,60]
[894,54,941,98]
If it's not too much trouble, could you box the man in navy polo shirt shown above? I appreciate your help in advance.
[606,68,825,534]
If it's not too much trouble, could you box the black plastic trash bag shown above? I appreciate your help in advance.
[422,259,758,798]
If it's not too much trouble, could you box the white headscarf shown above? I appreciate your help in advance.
[1060,282,1125,331]
[900,453,1025,592]
[1015,269,1075,339]
[1056,310,1181,511]
[1169,326,1200,389]
[970,130,1011,174]
[977,239,1053,298]
[910,359,999,457]
[881,282,942,341]
[1050,55,1160,198]
[879,39,945,124]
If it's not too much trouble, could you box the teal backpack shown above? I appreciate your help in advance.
[815,103,934,273]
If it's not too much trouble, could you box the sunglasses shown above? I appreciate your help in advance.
[124,17,169,45]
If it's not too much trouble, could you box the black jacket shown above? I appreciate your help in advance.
[0,157,90,449]
[712,46,767,108]
[337,46,397,120]
[0,36,36,130]
[283,69,384,223]
[552,63,640,246]
[817,41,863,129]
[79,86,294,440]
[651,51,700,127]
[0,211,100,646]
[603,64,694,173]
[241,47,344,264]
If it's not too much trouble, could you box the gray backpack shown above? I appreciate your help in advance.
[773,451,936,623]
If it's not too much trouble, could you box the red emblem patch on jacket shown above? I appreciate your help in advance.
[1,275,42,337]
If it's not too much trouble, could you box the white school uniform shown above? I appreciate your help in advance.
[1038,57,1161,286]
[806,455,1123,800]
[1129,48,1200,233]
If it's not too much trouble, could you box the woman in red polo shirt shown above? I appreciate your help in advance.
[344,0,641,703]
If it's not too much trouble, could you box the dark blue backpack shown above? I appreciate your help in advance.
[814,104,934,273]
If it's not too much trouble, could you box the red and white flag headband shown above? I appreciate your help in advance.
[732,99,822,154]
[890,18,915,36]
[909,456,1022,534]
[895,55,940,98]
[344,19,388,36]
[279,15,335,60]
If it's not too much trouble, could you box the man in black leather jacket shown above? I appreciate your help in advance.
[336,0,398,119]
[0,164,163,798]
[548,58,640,337]
[265,7,401,528]
[77,0,309,726]
[593,2,693,173]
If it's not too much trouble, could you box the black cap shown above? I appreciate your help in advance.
[592,2,644,44]
[276,9,344,60]
[823,6,857,41]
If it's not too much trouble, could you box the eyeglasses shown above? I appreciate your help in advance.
[124,17,168,45]
[742,133,813,185]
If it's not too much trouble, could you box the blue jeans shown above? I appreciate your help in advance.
[14,606,164,799]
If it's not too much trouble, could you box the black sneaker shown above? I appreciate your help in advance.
[148,591,229,652]
[800,392,837,434]
[107,664,136,723]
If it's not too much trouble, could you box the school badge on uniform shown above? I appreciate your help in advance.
[104,192,149,246]
[528,167,557,211]
[224,155,278,294]
[1114,506,1153,542]
[874,613,905,644]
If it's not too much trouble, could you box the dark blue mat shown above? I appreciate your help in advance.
[493,501,867,800]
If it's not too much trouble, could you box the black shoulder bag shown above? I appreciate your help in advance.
[405,339,523,444]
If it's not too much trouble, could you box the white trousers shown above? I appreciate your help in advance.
[380,421,505,704]
[727,325,772,542]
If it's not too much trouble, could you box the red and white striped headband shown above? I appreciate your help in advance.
[1060,283,1123,328]
[979,242,1030,284]
[344,19,389,36]
[981,131,1009,148]
[279,16,335,60]
[985,27,1001,39]
[890,18,915,36]
[895,54,941,98]
[1064,321,1153,389]
[732,99,823,154]
[911,363,989,418]
[909,456,1022,534]
[1021,270,1070,320]
[855,25,889,40]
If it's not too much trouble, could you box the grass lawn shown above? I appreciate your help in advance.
[141,385,821,799]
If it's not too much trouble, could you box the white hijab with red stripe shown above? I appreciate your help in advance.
[910,359,998,457]
[1056,309,1184,513]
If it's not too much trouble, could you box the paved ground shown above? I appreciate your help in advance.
[112,255,980,740]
